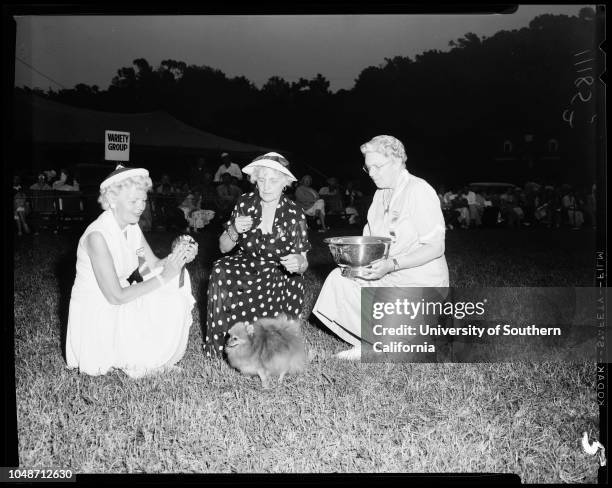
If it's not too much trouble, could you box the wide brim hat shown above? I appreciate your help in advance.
[242,152,297,182]
[100,164,149,190]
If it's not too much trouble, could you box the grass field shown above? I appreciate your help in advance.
[12,225,601,481]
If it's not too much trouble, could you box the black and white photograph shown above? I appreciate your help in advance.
[3,4,607,483]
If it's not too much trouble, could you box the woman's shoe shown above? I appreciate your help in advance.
[334,345,361,360]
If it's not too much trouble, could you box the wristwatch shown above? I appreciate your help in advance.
[392,258,400,272]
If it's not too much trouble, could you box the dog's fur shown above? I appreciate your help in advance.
[225,315,308,389]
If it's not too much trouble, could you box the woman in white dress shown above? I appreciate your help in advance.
[312,135,449,360]
[65,165,197,378]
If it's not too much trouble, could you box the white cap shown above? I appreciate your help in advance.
[242,152,296,182]
[100,164,149,190]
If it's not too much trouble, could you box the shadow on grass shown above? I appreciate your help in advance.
[54,233,80,363]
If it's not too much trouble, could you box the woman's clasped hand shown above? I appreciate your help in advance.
[234,215,253,233]
[279,253,307,274]
[162,247,190,279]
[360,258,394,280]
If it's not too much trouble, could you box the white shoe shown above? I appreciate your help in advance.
[334,345,361,360]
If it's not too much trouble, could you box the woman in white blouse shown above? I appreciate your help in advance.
[312,135,449,360]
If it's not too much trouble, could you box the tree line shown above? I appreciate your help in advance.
[18,8,600,183]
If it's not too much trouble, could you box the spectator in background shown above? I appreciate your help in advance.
[513,188,526,225]
[319,177,344,215]
[154,174,177,230]
[295,175,328,232]
[463,186,481,228]
[583,184,596,229]
[156,174,176,195]
[438,185,456,230]
[214,152,243,183]
[523,182,539,226]
[13,175,31,236]
[474,190,486,225]
[344,180,364,225]
[533,188,550,227]
[176,179,191,195]
[453,189,470,229]
[176,192,215,233]
[190,157,208,189]
[177,193,197,232]
[198,172,217,214]
[562,188,584,229]
[188,190,215,233]
[499,188,521,228]
[30,173,52,191]
[52,168,80,191]
[216,173,242,220]
[44,170,57,185]
[550,187,564,228]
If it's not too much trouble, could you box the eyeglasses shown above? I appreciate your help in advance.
[362,160,393,174]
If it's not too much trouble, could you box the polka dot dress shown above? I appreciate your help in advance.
[204,192,311,357]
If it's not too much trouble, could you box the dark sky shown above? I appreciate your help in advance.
[14,6,586,93]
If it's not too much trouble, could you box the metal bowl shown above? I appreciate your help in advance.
[324,236,393,273]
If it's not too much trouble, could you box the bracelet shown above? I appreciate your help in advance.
[155,274,166,287]
[226,227,238,242]
[298,255,308,274]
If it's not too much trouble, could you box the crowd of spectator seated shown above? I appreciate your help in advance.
[438,183,597,230]
[12,153,597,236]
[13,169,81,235]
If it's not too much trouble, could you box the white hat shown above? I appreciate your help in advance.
[242,152,296,182]
[100,164,149,190]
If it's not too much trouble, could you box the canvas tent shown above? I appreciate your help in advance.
[12,91,279,177]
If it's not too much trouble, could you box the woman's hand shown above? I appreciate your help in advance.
[181,242,199,263]
[280,253,307,274]
[358,258,394,281]
[161,247,189,281]
[188,243,199,262]
[234,215,253,233]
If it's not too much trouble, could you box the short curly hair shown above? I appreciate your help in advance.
[249,166,293,187]
[360,135,407,165]
[98,175,153,210]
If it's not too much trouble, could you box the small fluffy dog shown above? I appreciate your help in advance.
[225,315,308,389]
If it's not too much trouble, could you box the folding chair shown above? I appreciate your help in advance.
[29,190,59,233]
[57,192,86,231]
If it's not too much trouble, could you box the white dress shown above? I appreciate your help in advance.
[312,169,449,346]
[65,209,195,378]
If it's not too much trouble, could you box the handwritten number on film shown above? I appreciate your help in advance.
[563,49,597,128]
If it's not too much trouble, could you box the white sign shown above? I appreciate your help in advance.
[105,130,130,161]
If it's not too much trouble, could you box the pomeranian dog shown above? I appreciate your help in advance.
[225,314,308,389]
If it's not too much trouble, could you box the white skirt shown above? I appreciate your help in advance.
[312,266,449,346]
[66,268,195,378]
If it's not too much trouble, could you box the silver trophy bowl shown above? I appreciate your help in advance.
[324,236,393,278]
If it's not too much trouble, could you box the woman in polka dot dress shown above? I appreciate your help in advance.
[204,153,311,357]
